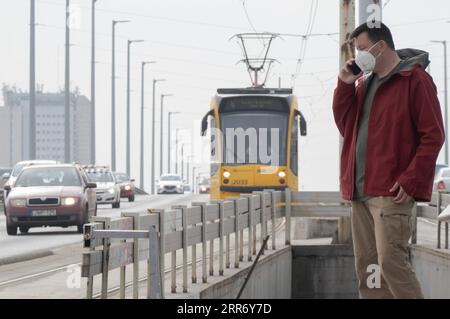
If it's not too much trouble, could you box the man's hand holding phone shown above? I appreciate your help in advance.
[339,58,363,84]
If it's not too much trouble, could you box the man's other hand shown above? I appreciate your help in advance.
[389,181,413,204]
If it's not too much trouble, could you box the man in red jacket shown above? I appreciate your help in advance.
[333,22,445,298]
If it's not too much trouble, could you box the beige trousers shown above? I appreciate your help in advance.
[351,196,424,299]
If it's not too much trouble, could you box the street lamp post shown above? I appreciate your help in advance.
[160,94,173,176]
[151,79,166,194]
[111,19,130,171]
[186,155,194,189]
[168,111,180,173]
[180,143,185,181]
[90,0,97,164]
[140,61,156,190]
[126,39,144,177]
[29,0,36,160]
[175,128,179,175]
[431,40,448,165]
[192,166,200,194]
[64,0,71,163]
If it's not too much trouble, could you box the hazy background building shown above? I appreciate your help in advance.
[0,86,92,167]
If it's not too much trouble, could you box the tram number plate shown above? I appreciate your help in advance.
[231,179,248,185]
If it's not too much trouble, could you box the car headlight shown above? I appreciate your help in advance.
[62,197,77,206]
[177,184,182,189]
[124,185,131,191]
[11,198,26,207]
[223,171,230,178]
[278,171,286,178]
[108,188,115,194]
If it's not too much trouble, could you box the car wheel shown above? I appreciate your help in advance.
[128,195,135,202]
[112,201,120,209]
[19,227,29,234]
[77,224,84,234]
[6,224,17,236]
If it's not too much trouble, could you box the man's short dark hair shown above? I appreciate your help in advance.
[351,21,395,50]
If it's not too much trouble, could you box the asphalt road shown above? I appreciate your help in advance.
[0,193,208,265]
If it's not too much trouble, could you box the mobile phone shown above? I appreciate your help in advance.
[348,61,362,75]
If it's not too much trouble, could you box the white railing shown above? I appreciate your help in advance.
[81,189,353,299]
[416,191,450,249]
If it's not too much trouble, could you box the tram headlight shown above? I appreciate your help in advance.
[223,171,230,178]
[278,171,286,178]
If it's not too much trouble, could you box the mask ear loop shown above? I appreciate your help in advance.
[368,41,383,59]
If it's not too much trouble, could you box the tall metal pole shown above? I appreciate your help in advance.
[29,0,36,160]
[140,61,156,190]
[140,62,145,189]
[175,128,179,175]
[111,20,130,171]
[431,40,449,165]
[65,0,71,163]
[192,166,200,194]
[126,40,131,176]
[168,112,179,173]
[111,21,116,171]
[151,79,165,194]
[180,143,184,181]
[90,0,97,164]
[160,94,172,176]
[186,155,193,187]
[442,40,448,166]
[338,0,356,244]
[126,39,143,176]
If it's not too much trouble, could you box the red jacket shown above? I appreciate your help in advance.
[333,63,445,202]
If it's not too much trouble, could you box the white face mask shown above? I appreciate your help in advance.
[355,41,381,73]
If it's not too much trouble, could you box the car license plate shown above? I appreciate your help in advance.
[31,209,57,217]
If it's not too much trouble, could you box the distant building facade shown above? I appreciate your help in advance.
[0,86,92,167]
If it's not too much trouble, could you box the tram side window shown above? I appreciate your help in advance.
[211,117,219,176]
[290,117,298,176]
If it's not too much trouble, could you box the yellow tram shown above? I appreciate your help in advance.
[201,87,307,200]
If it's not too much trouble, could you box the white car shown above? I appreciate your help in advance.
[157,174,184,194]
[85,167,121,208]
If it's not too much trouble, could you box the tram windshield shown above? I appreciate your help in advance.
[219,97,289,166]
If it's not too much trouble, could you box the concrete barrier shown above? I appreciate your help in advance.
[291,244,358,299]
[197,247,292,299]
[410,245,450,298]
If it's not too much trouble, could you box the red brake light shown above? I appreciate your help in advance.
[438,181,446,190]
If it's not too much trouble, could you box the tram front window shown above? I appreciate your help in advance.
[220,111,288,166]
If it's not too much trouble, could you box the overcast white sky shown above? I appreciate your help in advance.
[1,0,449,191]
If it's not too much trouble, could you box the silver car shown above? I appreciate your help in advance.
[85,167,121,208]
[157,174,184,194]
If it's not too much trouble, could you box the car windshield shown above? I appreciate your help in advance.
[12,162,56,177]
[114,173,130,183]
[161,175,181,181]
[200,178,210,184]
[11,163,28,177]
[86,171,114,183]
[15,167,81,187]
